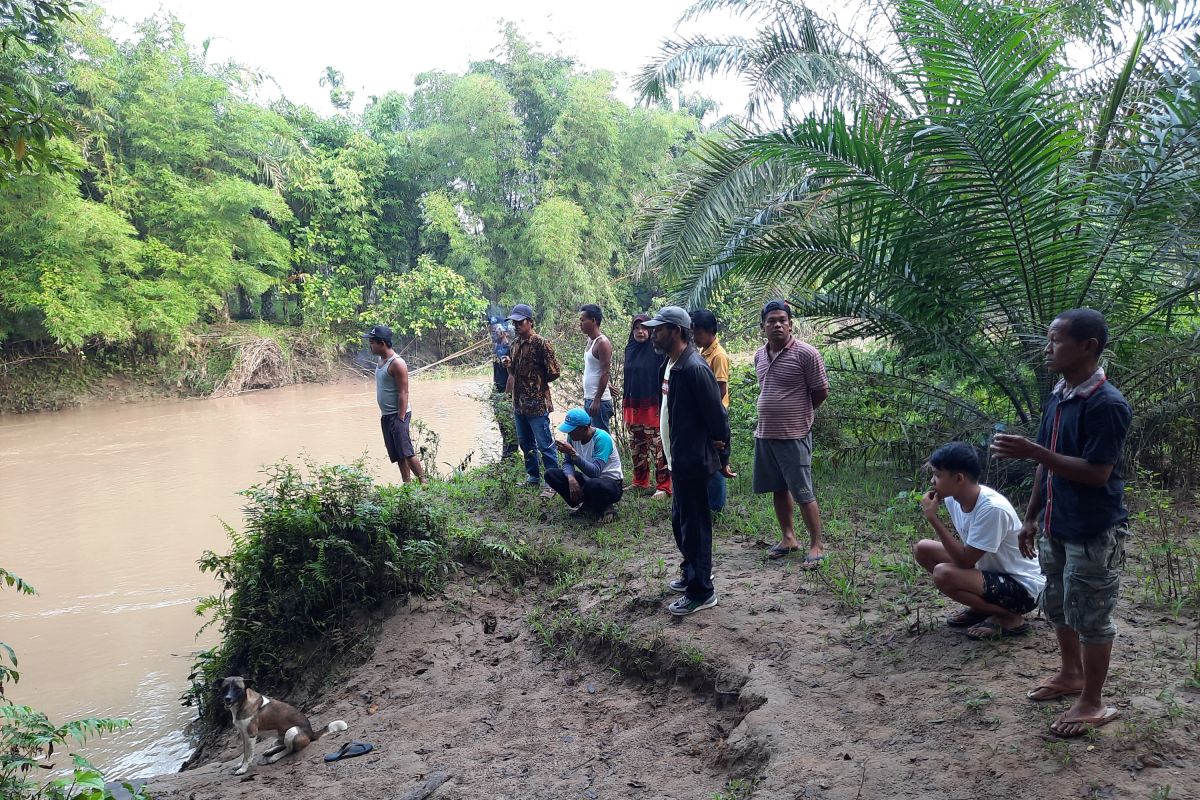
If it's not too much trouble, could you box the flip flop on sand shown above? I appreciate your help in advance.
[1027,683,1083,702]
[767,545,800,560]
[966,621,1030,640]
[324,741,374,762]
[800,554,826,570]
[945,608,989,628]
[1049,707,1121,738]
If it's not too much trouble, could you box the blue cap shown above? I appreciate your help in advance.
[507,304,534,322]
[558,407,592,433]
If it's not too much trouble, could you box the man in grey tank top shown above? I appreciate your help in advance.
[578,304,613,432]
[365,325,426,484]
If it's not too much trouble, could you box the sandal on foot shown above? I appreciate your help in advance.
[945,608,990,628]
[1027,683,1083,702]
[598,506,617,525]
[966,621,1030,640]
[324,741,373,762]
[1049,707,1120,738]
[800,554,827,570]
[767,545,800,560]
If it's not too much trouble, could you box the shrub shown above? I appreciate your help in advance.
[185,458,451,725]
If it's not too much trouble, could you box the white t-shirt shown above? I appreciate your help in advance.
[660,360,675,470]
[945,485,1045,600]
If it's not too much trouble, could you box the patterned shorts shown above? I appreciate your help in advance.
[1038,526,1127,645]
[981,571,1037,614]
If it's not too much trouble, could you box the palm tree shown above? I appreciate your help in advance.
[637,0,1200,474]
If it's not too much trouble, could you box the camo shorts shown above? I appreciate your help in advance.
[1038,525,1127,646]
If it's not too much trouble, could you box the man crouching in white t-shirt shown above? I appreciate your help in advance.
[913,442,1046,640]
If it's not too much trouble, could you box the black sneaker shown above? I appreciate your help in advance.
[668,574,714,593]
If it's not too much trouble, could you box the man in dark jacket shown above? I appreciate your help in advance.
[642,306,731,616]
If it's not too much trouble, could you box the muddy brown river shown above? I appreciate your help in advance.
[0,374,498,780]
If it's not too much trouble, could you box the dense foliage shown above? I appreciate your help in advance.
[639,0,1200,480]
[0,7,701,354]
[187,460,451,725]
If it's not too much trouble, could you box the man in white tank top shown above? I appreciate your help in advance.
[578,304,613,432]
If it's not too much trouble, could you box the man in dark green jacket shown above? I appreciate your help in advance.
[642,306,731,616]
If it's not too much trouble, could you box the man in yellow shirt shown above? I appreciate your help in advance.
[692,310,736,512]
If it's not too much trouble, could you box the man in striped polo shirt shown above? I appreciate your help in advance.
[753,300,829,567]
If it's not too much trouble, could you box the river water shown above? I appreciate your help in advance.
[0,374,498,780]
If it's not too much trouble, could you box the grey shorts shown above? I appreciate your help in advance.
[1038,526,1127,646]
[752,436,815,503]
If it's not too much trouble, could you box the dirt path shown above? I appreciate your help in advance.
[147,482,1198,800]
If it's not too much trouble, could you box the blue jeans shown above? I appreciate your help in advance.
[514,412,557,484]
[584,398,614,432]
[707,470,726,512]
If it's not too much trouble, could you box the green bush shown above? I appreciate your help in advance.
[186,458,451,725]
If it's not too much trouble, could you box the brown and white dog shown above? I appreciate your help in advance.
[219,676,347,775]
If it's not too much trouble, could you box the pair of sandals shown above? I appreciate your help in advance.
[946,607,1119,738]
[766,545,825,569]
[945,608,1030,639]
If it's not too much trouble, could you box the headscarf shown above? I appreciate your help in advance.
[623,314,664,407]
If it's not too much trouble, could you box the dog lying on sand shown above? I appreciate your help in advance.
[219,676,347,775]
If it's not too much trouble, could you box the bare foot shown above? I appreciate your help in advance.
[1050,701,1120,737]
[1026,671,1084,701]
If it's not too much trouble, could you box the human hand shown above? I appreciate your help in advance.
[567,477,583,505]
[500,355,511,368]
[990,433,1038,461]
[1018,519,1039,559]
[555,440,576,458]
[720,464,737,479]
[589,398,601,416]
[919,490,941,520]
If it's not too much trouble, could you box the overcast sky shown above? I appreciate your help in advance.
[98,0,754,116]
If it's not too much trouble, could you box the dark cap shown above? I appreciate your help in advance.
[640,305,691,330]
[760,299,792,324]
[507,304,534,322]
[363,324,393,344]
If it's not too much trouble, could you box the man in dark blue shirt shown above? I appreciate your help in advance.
[992,309,1131,738]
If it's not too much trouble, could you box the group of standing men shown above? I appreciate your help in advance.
[367,302,1132,739]
[488,300,831,617]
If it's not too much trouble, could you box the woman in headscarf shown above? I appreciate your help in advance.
[622,314,671,497]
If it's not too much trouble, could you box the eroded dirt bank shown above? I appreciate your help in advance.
[146,476,1198,800]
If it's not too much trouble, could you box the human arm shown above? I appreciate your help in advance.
[542,339,561,383]
[1017,465,1045,558]
[919,491,987,569]
[692,360,731,450]
[389,357,411,414]
[590,337,612,416]
[806,347,830,410]
[990,435,1115,486]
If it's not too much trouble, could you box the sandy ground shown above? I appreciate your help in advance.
[146,493,1199,800]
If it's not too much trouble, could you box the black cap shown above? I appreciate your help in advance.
[760,299,792,324]
[507,304,534,322]
[363,325,393,344]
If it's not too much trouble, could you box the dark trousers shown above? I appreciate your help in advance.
[672,476,715,601]
[544,469,623,515]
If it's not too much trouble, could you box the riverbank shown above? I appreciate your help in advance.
[0,374,502,781]
[0,324,345,414]
[145,458,1199,800]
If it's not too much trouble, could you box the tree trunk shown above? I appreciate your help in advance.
[237,285,256,320]
[261,286,278,322]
